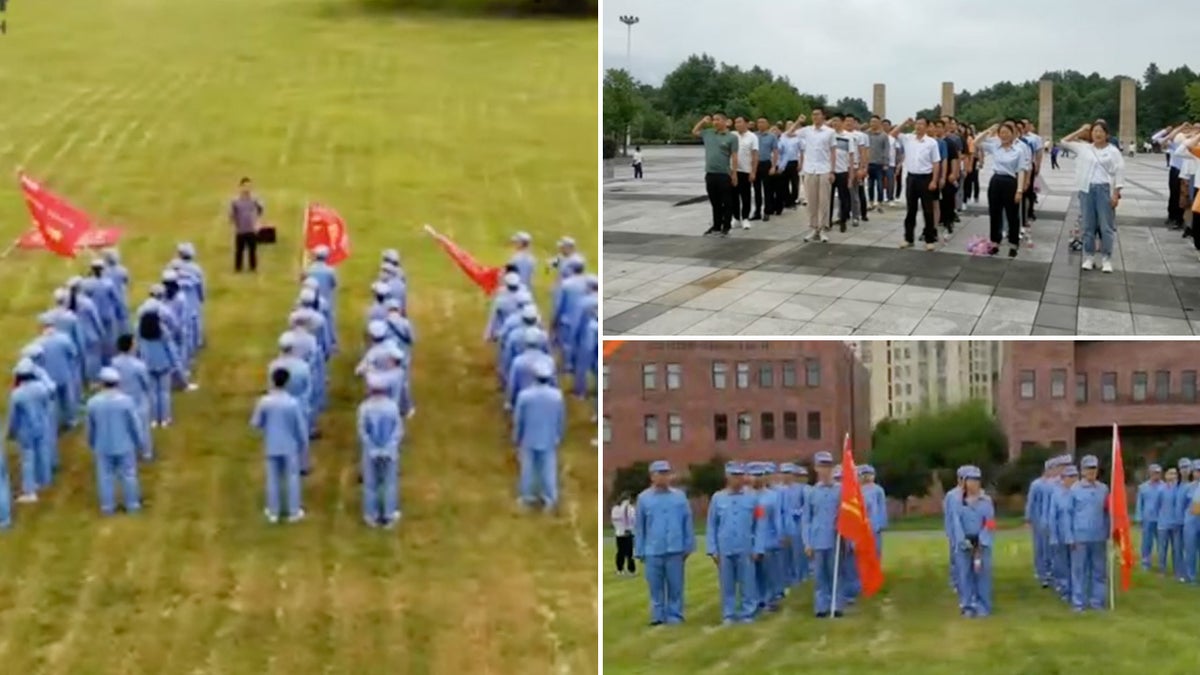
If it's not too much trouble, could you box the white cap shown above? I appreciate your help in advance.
[99,367,120,385]
[367,320,388,339]
[503,272,520,288]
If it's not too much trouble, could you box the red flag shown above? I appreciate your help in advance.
[603,341,625,358]
[17,227,122,251]
[836,433,884,598]
[304,203,350,265]
[424,225,503,295]
[18,173,93,258]
[1110,423,1134,591]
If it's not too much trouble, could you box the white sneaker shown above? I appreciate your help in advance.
[819,232,829,243]
[803,231,816,243]
[732,219,741,230]
[742,220,751,231]
[16,493,38,504]
[186,383,199,392]
[1101,258,1114,273]
[287,509,306,523]
[264,509,279,524]
[1081,258,1095,271]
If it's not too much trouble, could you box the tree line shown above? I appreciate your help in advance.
[604,55,1200,155]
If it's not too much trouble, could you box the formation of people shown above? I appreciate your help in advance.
[630,455,888,626]
[1151,124,1200,260]
[2,244,207,525]
[1132,458,1200,583]
[488,233,597,511]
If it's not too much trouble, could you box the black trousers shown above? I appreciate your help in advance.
[1023,166,1038,222]
[704,172,733,233]
[987,175,1021,247]
[1169,166,1183,224]
[784,161,799,206]
[829,172,851,224]
[734,171,752,220]
[234,231,258,271]
[940,180,959,226]
[615,534,636,573]
[904,173,937,244]
[1191,210,1200,251]
[753,160,774,216]
[963,168,980,202]
[633,162,643,179]
[856,180,868,218]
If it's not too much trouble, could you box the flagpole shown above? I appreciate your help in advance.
[298,201,309,273]
[831,534,842,614]
[0,238,18,260]
[1109,424,1116,611]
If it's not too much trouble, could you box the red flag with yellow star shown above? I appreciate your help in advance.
[1110,423,1134,591]
[18,173,92,258]
[837,433,883,598]
[304,203,350,265]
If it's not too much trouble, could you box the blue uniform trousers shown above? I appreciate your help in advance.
[643,553,686,624]
[954,547,993,616]
[812,548,839,614]
[1140,521,1158,569]
[717,553,757,622]
[1069,541,1107,610]
[94,452,141,514]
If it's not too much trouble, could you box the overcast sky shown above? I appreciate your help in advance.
[603,0,1195,118]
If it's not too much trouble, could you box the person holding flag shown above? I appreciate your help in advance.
[802,451,842,618]
[1069,455,1110,612]
[832,439,882,611]
[1109,425,1135,601]
[949,466,995,618]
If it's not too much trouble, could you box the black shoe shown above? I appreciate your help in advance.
[1184,228,1193,239]
[720,230,730,238]
[952,214,961,223]
[649,620,664,627]
[815,611,829,618]
[762,214,770,222]
[749,213,762,221]
[832,611,844,618]
[703,227,719,236]
[945,223,954,235]
[861,215,869,222]
[1008,248,1017,258]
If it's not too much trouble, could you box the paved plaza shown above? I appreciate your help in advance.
[603,146,1200,336]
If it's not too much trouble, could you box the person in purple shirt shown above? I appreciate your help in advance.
[229,177,264,273]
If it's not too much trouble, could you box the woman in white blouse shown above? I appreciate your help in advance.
[1060,121,1125,273]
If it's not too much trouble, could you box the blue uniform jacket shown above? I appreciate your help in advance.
[634,487,695,558]
[951,494,995,549]
[86,390,146,456]
[357,395,403,460]
[706,488,763,556]
[803,481,840,551]
[1069,479,1110,543]
[1135,480,1164,523]
[250,391,309,459]
[512,384,565,451]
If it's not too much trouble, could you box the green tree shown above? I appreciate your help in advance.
[1186,82,1200,120]
[660,54,722,117]
[834,96,871,121]
[994,444,1053,496]
[609,461,650,507]
[602,68,640,155]
[685,456,729,498]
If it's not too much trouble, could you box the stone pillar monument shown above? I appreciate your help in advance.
[1038,80,1054,141]
[941,82,955,117]
[873,83,886,118]
[1119,78,1137,153]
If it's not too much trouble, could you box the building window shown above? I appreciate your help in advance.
[783,412,798,440]
[737,413,752,441]
[1156,371,1170,402]
[806,358,821,387]
[782,361,797,387]
[806,411,821,440]
[1133,371,1147,402]
[736,362,750,389]
[759,363,774,388]
[712,362,727,389]
[642,364,657,391]
[666,363,682,390]
[603,417,611,443]
[1019,370,1035,399]
[761,412,775,440]
[1185,371,1197,403]
[643,415,658,443]
[668,414,682,442]
[602,365,609,390]
[1050,369,1066,399]
[1102,372,1116,402]
[714,413,728,441]
[1076,373,1087,403]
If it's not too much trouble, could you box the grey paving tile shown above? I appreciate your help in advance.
[886,284,946,310]
[971,317,1033,335]
[948,281,994,295]
[913,311,978,336]
[605,303,672,334]
[857,304,923,335]
[602,299,638,319]
[740,317,809,336]
[843,280,901,303]
[1041,292,1078,307]
[1078,297,1131,313]
[1031,325,1076,335]
[811,299,882,329]
[610,280,687,304]
[730,290,794,316]
[648,284,710,308]
[626,307,713,335]
[768,294,836,322]
[992,288,1043,301]
[1034,305,1077,332]
[681,286,755,311]
[766,273,826,294]
[792,322,854,336]
[980,296,1039,324]
[1132,314,1194,335]
[680,312,761,336]
[1129,303,1187,319]
[1077,307,1135,334]
[934,289,990,317]
[804,275,861,298]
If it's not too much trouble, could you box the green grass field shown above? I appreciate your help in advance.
[603,532,1198,675]
[0,1,597,673]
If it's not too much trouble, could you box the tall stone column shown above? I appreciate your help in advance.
[873,83,886,118]
[941,82,955,117]
[1038,80,1053,141]
[1119,78,1137,152]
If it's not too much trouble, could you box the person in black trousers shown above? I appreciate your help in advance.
[890,117,942,249]
[751,117,779,222]
[229,177,264,272]
[731,116,757,228]
[975,122,1027,257]
[936,120,960,235]
[693,113,738,236]
[612,494,636,575]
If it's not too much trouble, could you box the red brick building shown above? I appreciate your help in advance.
[602,341,870,475]
[997,341,1200,457]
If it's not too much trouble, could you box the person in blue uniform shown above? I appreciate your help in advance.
[950,465,995,617]
[135,296,182,427]
[270,333,314,467]
[1050,463,1079,602]
[508,231,536,290]
[0,435,10,529]
[706,461,762,624]
[1157,466,1182,577]
[1025,459,1053,586]
[1182,460,1200,584]
[860,464,887,560]
[110,335,154,461]
[1175,459,1195,582]
[8,359,50,502]
[803,451,842,618]
[358,371,403,528]
[747,462,780,614]
[1135,464,1164,570]
[85,368,147,515]
[791,464,810,584]
[484,272,524,342]
[513,360,565,512]
[635,460,694,626]
[944,466,967,596]
[18,344,60,476]
[1069,455,1109,611]
[777,463,799,589]
[251,368,309,523]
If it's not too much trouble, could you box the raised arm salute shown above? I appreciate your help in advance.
[893,116,942,250]
[695,113,739,237]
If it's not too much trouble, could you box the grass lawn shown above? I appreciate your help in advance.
[603,531,1196,675]
[0,1,597,673]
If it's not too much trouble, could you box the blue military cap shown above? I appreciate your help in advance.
[859,464,875,476]
[67,276,83,289]
[584,274,599,290]
[98,367,120,385]
[370,281,390,296]
[1062,464,1079,477]
[814,451,833,465]
[103,248,121,263]
[649,460,671,474]
[302,277,319,290]
[298,288,317,304]
[1081,455,1099,469]
[37,311,56,327]
[780,462,797,474]
[177,242,196,258]
[532,359,555,380]
[514,290,534,307]
[1179,458,1192,469]
[763,462,777,473]
[313,245,330,260]
[963,465,982,480]
[1043,458,1054,470]
[162,270,178,283]
[53,287,68,303]
[523,327,545,346]
[13,358,36,376]
[382,249,400,264]
[1058,454,1074,467]
[278,332,296,350]
[725,461,745,476]
[367,320,388,339]
[520,304,539,321]
[503,271,521,287]
[1149,463,1163,473]
[566,254,586,273]
[956,465,969,479]
[558,236,576,249]
[20,343,43,359]
[748,463,766,477]
[150,283,165,297]
[89,257,105,269]
[511,231,532,245]
[365,370,390,392]
[795,465,809,476]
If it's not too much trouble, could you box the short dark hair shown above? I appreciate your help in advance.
[915,116,929,124]
[830,113,844,121]
[882,118,892,125]
[240,177,251,185]
[757,116,769,122]
[712,111,727,119]
[812,106,825,116]
[933,119,946,127]
[1092,120,1111,135]
[117,334,133,353]
[271,368,290,388]
[847,114,859,122]
[734,115,747,123]
[870,115,880,121]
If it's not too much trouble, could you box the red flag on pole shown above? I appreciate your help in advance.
[1110,423,1134,591]
[603,341,625,358]
[303,203,351,265]
[18,173,93,258]
[423,225,503,295]
[836,433,884,598]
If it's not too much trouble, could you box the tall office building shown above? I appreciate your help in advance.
[861,341,1003,425]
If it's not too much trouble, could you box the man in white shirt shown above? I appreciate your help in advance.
[847,115,871,224]
[632,147,644,179]
[827,114,858,233]
[732,116,759,231]
[795,108,837,243]
[612,493,637,575]
[890,116,943,250]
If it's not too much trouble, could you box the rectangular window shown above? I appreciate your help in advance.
[736,362,750,389]
[603,417,611,443]
[1185,371,1198,403]
[1051,369,1066,399]
[806,411,822,440]
[1076,373,1087,403]
[712,362,727,389]
[783,412,798,440]
[642,364,657,391]
[759,363,774,388]
[1102,372,1117,402]
[668,414,682,442]
[1019,370,1035,399]
[782,361,797,387]
[1133,371,1147,402]
[761,412,775,441]
[713,413,728,441]
[602,365,609,390]
[643,415,658,443]
[737,413,752,441]
[1156,371,1170,402]
[666,363,682,390]
[806,358,821,387]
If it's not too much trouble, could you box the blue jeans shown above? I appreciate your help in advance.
[1159,526,1182,574]
[518,446,558,509]
[1070,541,1107,610]
[20,441,41,495]
[361,454,399,524]
[1052,543,1071,599]
[149,370,172,424]
[954,547,993,616]
[264,454,302,518]
[867,163,885,203]
[753,550,777,610]
[0,457,10,528]
[95,452,141,514]
[1079,183,1116,258]
[643,553,685,624]
[1184,518,1200,583]
[1140,521,1158,569]
[717,553,757,622]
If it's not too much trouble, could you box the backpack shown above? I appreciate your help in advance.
[138,311,162,341]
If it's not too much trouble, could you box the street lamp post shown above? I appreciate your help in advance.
[618,15,639,156]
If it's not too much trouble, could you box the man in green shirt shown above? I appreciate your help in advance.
[692,113,739,236]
